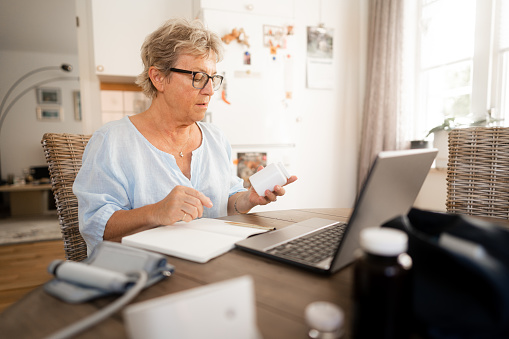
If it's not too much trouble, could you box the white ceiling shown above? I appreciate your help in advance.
[0,0,78,55]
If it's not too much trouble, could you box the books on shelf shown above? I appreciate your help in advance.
[121,218,274,263]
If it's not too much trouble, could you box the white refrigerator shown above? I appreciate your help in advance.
[200,7,300,211]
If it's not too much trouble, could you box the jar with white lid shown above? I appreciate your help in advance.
[352,227,413,339]
[249,162,290,197]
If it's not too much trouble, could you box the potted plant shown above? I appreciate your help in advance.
[425,117,457,139]
[427,117,457,168]
[410,117,456,151]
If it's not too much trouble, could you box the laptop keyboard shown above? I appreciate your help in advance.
[266,222,347,264]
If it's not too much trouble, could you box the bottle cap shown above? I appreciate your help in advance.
[305,301,344,333]
[360,227,408,256]
[277,162,291,179]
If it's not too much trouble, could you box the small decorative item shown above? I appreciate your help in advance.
[73,91,81,121]
[410,140,429,149]
[269,40,279,55]
[243,51,251,65]
[36,87,61,105]
[222,28,239,44]
[36,105,63,121]
[236,152,267,189]
[221,28,250,48]
[263,25,287,49]
[221,74,230,105]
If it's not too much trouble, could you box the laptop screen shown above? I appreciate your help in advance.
[330,148,438,272]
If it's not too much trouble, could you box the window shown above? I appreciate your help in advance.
[496,0,509,122]
[410,0,509,140]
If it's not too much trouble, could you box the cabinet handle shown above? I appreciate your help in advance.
[96,65,104,72]
[246,4,254,11]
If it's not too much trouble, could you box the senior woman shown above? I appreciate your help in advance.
[73,18,297,255]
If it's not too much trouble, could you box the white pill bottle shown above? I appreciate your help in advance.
[249,162,291,197]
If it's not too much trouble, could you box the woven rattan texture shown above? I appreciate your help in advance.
[41,133,91,261]
[447,127,509,220]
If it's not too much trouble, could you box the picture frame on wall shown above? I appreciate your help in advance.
[263,25,286,49]
[36,105,63,121]
[236,152,267,189]
[73,91,81,121]
[36,87,61,105]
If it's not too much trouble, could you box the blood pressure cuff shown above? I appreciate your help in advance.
[44,241,174,303]
[383,208,509,339]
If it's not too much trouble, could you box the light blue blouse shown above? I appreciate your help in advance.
[73,116,246,255]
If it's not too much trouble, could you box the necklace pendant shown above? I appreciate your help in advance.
[179,151,184,157]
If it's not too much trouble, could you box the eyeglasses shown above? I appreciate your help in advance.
[170,68,224,91]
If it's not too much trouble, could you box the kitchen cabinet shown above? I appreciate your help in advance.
[90,0,192,80]
[193,0,294,17]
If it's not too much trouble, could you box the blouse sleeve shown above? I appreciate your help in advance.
[73,130,130,255]
[218,125,247,197]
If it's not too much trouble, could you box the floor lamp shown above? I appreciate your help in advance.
[0,64,78,185]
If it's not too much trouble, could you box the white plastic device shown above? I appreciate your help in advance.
[249,162,290,197]
[305,301,344,338]
[124,275,260,339]
[48,260,134,292]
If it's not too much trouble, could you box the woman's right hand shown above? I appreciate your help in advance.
[152,185,213,225]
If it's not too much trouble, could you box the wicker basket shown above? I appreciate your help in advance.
[447,127,509,221]
[41,133,91,261]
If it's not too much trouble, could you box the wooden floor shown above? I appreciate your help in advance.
[0,240,65,313]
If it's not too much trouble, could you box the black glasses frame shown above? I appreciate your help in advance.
[169,68,224,91]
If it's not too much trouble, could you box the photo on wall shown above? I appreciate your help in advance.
[306,25,334,89]
[237,152,267,189]
[36,105,63,121]
[36,87,61,105]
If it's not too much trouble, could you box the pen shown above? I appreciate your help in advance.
[224,221,275,231]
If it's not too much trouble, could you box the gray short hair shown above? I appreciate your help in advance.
[136,18,224,99]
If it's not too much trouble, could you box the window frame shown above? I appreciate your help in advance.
[411,0,504,140]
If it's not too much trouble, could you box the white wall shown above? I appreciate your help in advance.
[77,0,368,212]
[283,0,367,210]
[0,50,82,180]
[1,0,368,213]
[0,0,82,182]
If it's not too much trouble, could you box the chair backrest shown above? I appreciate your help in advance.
[41,133,91,261]
[447,127,509,220]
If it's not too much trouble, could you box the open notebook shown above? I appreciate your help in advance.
[121,218,273,263]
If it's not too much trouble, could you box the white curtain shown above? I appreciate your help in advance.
[358,0,406,190]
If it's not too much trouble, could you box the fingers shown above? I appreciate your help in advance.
[285,175,298,186]
[156,186,213,225]
[181,194,204,218]
[187,188,214,208]
[179,187,213,220]
[247,169,297,208]
[253,180,293,206]
[264,186,283,202]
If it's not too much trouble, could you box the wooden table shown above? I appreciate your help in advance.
[0,208,354,339]
[0,183,53,216]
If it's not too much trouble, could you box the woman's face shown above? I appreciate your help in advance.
[161,52,217,123]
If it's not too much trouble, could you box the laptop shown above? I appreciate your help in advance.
[235,148,438,274]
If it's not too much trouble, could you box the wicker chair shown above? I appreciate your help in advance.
[41,133,91,261]
[447,127,509,221]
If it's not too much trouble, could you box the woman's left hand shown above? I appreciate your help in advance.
[232,166,298,215]
[248,166,298,206]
